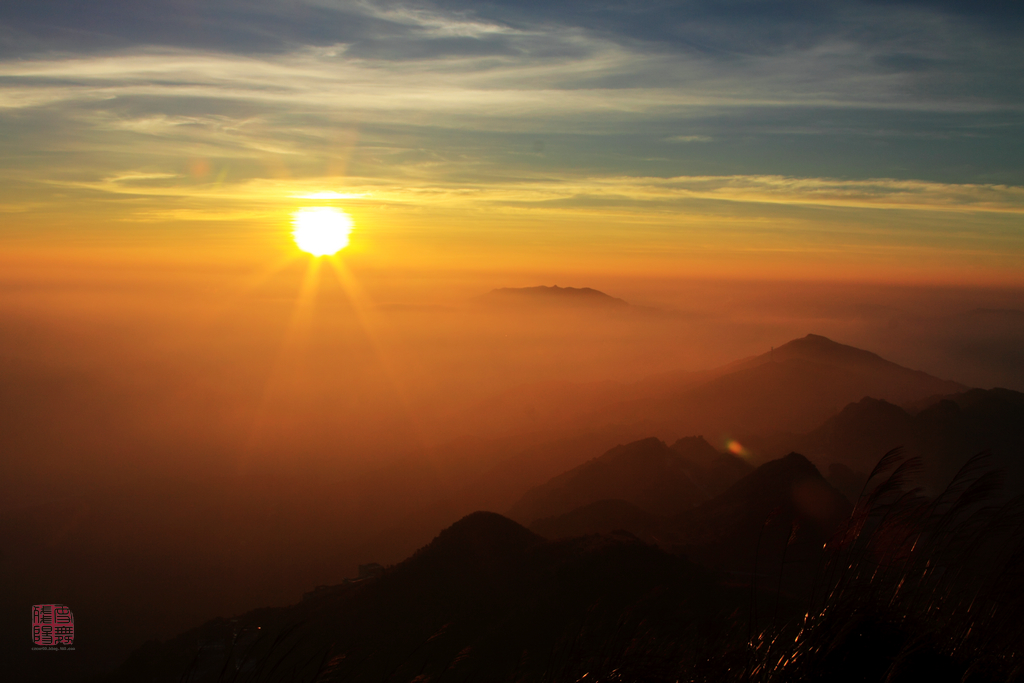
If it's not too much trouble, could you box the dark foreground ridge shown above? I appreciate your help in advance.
[108,447,1024,683]
[108,512,731,683]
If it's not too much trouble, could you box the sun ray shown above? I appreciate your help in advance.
[324,255,430,451]
[244,255,323,459]
[194,252,302,330]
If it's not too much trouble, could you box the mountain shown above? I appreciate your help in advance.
[770,387,1024,495]
[107,442,1022,683]
[480,285,629,308]
[507,436,751,525]
[669,453,850,577]
[578,334,966,442]
[519,449,849,593]
[672,435,755,496]
[735,333,948,378]
[8,332,1011,683]
[425,334,962,573]
[107,512,738,683]
[451,334,966,456]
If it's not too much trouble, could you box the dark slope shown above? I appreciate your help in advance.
[522,450,848,589]
[507,436,749,525]
[669,453,851,607]
[800,396,915,457]
[755,387,1024,495]
[107,512,738,683]
[910,388,1024,487]
[785,396,917,497]
[528,498,667,543]
[106,448,1022,683]
[673,453,850,559]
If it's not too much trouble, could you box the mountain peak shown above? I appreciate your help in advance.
[415,511,542,563]
[677,451,850,538]
[482,285,628,308]
[773,334,889,366]
[739,334,964,395]
[603,436,670,463]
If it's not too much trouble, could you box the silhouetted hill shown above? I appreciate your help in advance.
[740,333,925,373]
[444,335,964,479]
[107,451,1022,683]
[107,512,738,683]
[407,510,544,570]
[794,396,915,484]
[481,285,629,308]
[674,453,850,550]
[507,436,748,525]
[581,334,966,440]
[753,387,1024,495]
[525,451,848,579]
[521,448,847,599]
[669,453,851,603]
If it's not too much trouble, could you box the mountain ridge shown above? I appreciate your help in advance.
[480,285,629,308]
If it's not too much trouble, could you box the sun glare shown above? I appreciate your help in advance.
[292,207,353,256]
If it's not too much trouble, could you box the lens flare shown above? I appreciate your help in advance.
[726,438,750,457]
[292,207,353,256]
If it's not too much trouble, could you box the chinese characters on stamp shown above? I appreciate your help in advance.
[32,604,74,647]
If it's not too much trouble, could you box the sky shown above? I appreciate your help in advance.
[1,0,1022,282]
[1,0,1023,502]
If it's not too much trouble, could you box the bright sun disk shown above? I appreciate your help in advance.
[292,207,353,256]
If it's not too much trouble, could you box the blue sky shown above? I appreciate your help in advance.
[1,1,1022,280]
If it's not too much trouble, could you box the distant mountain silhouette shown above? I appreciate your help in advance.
[522,450,849,590]
[579,334,966,440]
[408,510,543,570]
[736,333,938,375]
[451,334,966,457]
[758,387,1024,495]
[480,285,629,308]
[508,436,751,525]
[670,453,850,577]
[414,336,965,574]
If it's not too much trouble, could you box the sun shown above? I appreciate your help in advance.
[291,207,353,256]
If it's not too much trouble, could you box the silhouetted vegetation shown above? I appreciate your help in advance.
[709,448,1024,683]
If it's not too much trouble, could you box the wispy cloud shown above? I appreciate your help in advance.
[667,136,713,143]
[36,168,1024,217]
[0,0,1022,279]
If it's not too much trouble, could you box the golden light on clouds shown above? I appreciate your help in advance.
[291,207,353,256]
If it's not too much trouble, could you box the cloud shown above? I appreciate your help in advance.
[1,1,1022,229]
[294,191,370,199]
[35,167,1024,217]
[667,135,713,143]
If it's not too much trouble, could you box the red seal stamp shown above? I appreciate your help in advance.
[32,604,74,646]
